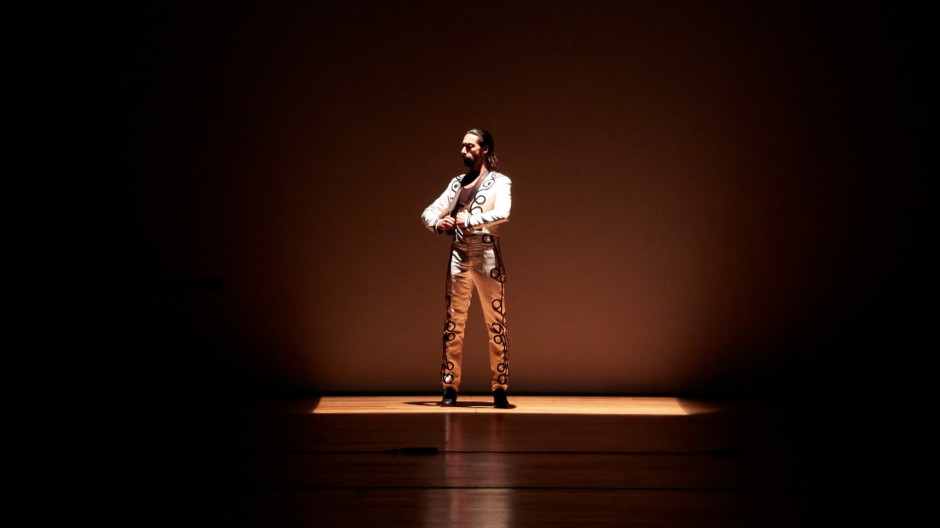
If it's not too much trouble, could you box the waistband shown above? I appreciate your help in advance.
[453,232,499,247]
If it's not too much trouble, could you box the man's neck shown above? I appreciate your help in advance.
[461,166,489,186]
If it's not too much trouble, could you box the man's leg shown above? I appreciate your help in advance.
[441,247,473,402]
[474,237,510,405]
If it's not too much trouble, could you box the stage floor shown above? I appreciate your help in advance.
[311,395,720,415]
[106,394,878,527]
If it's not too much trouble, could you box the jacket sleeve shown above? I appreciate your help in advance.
[466,176,511,230]
[420,179,458,233]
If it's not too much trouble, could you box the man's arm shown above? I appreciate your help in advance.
[420,179,459,233]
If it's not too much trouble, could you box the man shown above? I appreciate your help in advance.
[421,128,512,409]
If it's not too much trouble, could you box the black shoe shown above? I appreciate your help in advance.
[493,388,510,409]
[441,388,457,407]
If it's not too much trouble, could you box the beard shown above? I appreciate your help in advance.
[462,155,475,168]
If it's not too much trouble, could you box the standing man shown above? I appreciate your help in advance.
[421,128,512,409]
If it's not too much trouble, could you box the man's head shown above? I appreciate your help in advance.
[461,128,499,171]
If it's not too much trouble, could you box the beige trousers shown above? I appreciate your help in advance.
[440,233,509,392]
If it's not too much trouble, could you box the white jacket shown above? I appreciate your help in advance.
[421,171,512,237]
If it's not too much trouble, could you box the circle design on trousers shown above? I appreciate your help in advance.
[444,332,456,342]
[497,374,508,384]
[494,335,504,344]
[497,362,507,373]
[491,299,503,312]
[490,267,501,279]
[445,321,456,332]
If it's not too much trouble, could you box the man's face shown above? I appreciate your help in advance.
[461,134,486,170]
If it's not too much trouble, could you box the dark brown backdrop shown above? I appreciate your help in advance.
[74,1,926,398]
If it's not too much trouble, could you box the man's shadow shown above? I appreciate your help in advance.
[404,400,516,409]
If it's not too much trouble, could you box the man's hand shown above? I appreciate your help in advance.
[437,215,456,231]
[455,210,470,227]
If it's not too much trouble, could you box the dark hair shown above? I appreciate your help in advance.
[466,128,499,171]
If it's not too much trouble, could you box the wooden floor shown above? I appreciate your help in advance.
[102,392,883,527]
